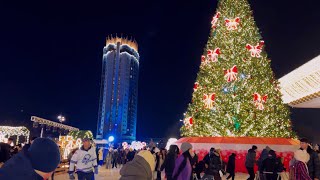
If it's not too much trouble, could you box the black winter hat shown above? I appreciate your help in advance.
[28,138,61,172]
[252,145,258,150]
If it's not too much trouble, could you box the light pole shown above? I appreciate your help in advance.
[57,115,65,136]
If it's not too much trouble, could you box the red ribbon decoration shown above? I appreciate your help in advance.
[246,41,264,58]
[211,12,221,29]
[194,82,199,91]
[184,117,193,128]
[225,17,240,30]
[203,93,216,109]
[207,48,221,62]
[224,65,238,82]
[253,93,268,110]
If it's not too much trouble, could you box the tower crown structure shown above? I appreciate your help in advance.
[106,35,138,52]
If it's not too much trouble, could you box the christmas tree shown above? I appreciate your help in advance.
[181,0,295,138]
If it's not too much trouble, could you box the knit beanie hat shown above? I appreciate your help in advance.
[294,149,310,163]
[180,142,193,153]
[28,138,61,172]
[137,150,155,172]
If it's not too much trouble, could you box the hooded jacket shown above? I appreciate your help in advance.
[0,152,43,180]
[204,152,222,175]
[258,146,270,171]
[120,150,154,180]
[245,148,257,168]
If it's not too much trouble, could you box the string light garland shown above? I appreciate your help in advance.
[0,126,30,143]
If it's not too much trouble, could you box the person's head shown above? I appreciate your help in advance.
[315,144,319,151]
[168,144,179,155]
[294,149,310,163]
[154,148,160,155]
[252,145,258,152]
[137,150,155,174]
[82,138,91,150]
[300,138,309,150]
[268,150,276,158]
[215,148,221,154]
[265,146,271,152]
[231,153,236,157]
[180,142,193,157]
[30,137,37,144]
[210,147,215,155]
[7,137,13,145]
[28,138,60,179]
[17,144,22,151]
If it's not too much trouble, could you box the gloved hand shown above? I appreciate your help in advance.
[69,173,75,180]
[94,166,98,174]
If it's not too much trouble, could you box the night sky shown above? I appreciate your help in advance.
[1,0,320,142]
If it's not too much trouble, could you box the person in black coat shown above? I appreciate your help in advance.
[261,150,277,180]
[0,142,11,164]
[203,148,222,180]
[126,148,135,162]
[226,153,236,180]
[160,145,179,180]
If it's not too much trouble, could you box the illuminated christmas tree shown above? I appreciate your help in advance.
[181,0,295,138]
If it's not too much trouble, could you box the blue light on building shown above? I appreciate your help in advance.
[96,36,139,143]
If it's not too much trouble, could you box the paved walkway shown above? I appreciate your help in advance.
[54,166,289,180]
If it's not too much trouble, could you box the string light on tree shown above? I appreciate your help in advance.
[181,0,295,138]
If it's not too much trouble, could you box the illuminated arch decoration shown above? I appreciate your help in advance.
[0,126,30,144]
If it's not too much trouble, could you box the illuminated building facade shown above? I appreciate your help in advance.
[96,36,139,142]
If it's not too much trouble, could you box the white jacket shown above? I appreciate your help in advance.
[69,146,97,173]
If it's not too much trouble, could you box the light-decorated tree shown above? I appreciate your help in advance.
[181,0,295,138]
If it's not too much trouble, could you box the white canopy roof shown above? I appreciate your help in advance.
[279,55,320,108]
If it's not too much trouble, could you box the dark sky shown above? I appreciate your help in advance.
[1,0,320,141]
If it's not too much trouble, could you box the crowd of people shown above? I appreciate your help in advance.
[118,138,320,180]
[0,136,320,180]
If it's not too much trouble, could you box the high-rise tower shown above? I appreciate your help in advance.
[96,36,139,143]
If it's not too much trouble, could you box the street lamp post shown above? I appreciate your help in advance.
[57,115,66,136]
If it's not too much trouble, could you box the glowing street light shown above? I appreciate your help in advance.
[108,136,115,142]
[57,115,65,124]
